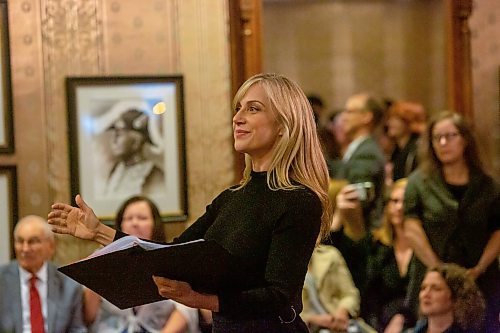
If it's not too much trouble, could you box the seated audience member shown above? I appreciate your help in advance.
[403,111,500,333]
[385,101,426,183]
[405,263,485,333]
[0,215,87,333]
[328,93,386,230]
[332,179,415,332]
[84,196,199,333]
[301,245,375,333]
[366,179,415,332]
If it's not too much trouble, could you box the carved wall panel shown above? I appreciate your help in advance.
[4,0,234,264]
[177,0,234,224]
[4,0,49,217]
[41,0,102,205]
[101,0,179,74]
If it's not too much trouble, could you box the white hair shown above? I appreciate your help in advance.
[14,215,55,241]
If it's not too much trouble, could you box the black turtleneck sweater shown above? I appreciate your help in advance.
[175,171,321,320]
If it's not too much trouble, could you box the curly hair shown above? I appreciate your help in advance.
[427,263,485,331]
[372,178,407,246]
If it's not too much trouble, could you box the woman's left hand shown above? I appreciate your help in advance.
[152,276,195,306]
[153,276,220,311]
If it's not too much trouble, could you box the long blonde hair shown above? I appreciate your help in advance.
[372,178,408,246]
[232,73,332,240]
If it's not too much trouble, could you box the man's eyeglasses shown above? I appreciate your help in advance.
[432,132,460,144]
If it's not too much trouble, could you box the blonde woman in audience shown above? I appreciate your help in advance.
[84,196,199,333]
[332,179,415,332]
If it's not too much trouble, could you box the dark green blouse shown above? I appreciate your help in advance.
[404,168,499,266]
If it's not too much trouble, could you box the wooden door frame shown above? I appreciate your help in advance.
[228,0,263,178]
[445,0,473,122]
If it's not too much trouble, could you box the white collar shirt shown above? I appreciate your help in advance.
[19,262,49,333]
[342,135,369,162]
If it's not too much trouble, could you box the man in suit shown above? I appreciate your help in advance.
[0,215,87,333]
[325,93,386,295]
[331,93,386,229]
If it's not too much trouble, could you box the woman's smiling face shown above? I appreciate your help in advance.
[233,83,281,170]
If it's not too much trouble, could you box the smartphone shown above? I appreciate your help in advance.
[352,182,375,202]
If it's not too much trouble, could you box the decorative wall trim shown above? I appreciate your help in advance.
[0,1,14,154]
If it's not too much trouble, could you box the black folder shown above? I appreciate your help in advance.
[58,237,250,309]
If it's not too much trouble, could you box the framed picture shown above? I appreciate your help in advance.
[0,166,18,265]
[66,76,187,223]
[0,1,14,154]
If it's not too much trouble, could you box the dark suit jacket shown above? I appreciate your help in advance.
[331,136,385,228]
[0,261,87,333]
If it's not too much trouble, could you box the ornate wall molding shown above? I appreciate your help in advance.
[41,0,102,203]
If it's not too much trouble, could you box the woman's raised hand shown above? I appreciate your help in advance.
[48,194,101,241]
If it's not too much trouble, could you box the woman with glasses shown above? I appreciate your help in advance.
[403,111,499,333]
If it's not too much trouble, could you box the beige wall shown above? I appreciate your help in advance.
[262,0,446,115]
[1,0,235,264]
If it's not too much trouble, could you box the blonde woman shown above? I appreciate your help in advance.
[49,73,331,333]
[331,179,414,332]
